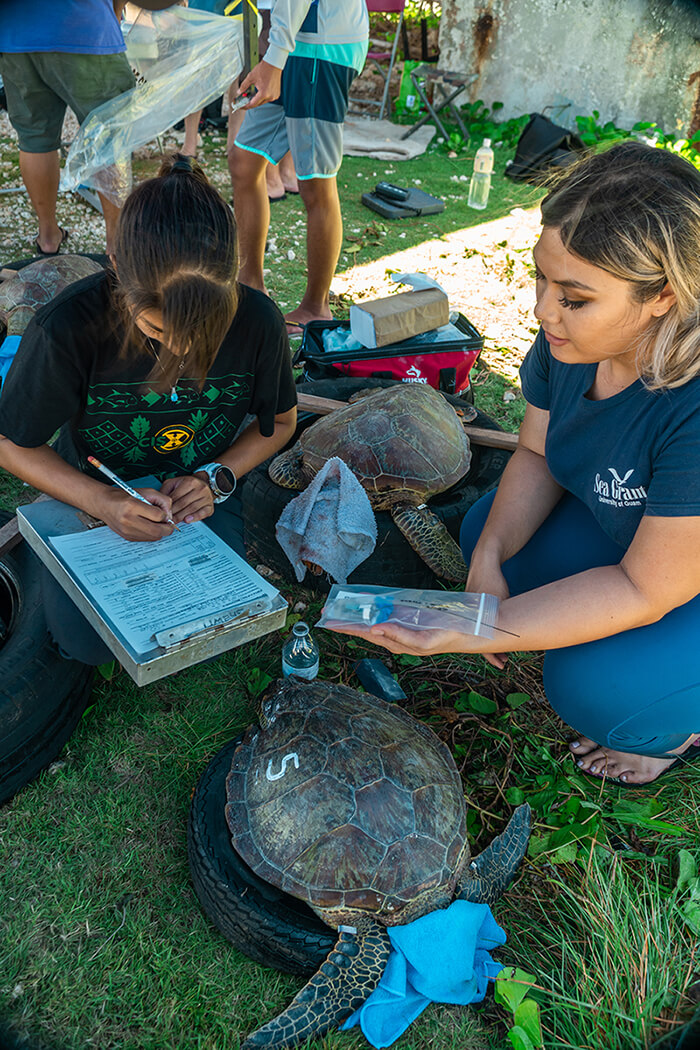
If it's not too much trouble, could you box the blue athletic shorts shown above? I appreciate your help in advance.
[235,52,357,179]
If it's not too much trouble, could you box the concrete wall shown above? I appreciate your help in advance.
[438,0,700,136]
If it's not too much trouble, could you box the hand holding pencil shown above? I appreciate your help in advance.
[88,456,181,537]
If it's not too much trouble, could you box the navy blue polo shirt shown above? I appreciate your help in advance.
[520,329,700,549]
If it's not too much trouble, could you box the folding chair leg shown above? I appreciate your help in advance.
[378,9,403,121]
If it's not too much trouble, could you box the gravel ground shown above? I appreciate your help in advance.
[0,106,542,400]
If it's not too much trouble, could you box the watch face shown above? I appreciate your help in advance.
[214,466,235,494]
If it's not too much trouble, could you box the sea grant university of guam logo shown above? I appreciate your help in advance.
[593,467,648,508]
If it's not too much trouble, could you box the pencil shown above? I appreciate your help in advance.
[87,456,181,532]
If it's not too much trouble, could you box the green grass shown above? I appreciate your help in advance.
[2,119,699,1050]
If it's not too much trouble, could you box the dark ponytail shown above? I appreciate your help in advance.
[114,152,239,391]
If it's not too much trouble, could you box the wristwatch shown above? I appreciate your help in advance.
[196,462,237,503]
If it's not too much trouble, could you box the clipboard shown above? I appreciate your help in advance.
[17,492,288,686]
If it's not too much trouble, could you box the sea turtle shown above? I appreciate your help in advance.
[226,677,531,1049]
[0,255,103,336]
[268,383,473,583]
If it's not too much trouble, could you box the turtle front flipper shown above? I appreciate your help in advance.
[268,444,306,490]
[241,918,391,1050]
[456,803,531,907]
[391,503,468,583]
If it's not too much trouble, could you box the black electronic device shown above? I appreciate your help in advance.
[374,181,411,203]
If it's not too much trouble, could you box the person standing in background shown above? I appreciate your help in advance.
[0,0,135,255]
[229,0,369,335]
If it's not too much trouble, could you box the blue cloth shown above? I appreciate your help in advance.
[0,335,21,390]
[520,328,700,548]
[341,900,506,1048]
[0,0,125,54]
[461,490,700,757]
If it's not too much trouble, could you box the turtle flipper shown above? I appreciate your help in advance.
[456,804,531,907]
[391,503,468,583]
[268,444,306,489]
[241,919,391,1050]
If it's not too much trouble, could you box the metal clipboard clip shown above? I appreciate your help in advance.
[154,597,272,651]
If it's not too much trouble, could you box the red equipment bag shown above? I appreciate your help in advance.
[294,315,483,398]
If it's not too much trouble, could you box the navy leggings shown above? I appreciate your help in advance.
[460,491,700,758]
[42,496,246,666]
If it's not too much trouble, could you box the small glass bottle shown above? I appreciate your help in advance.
[468,138,494,210]
[282,621,320,680]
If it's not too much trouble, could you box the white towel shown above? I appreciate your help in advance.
[343,116,435,160]
[275,457,377,584]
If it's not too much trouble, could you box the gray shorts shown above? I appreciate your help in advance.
[0,50,134,153]
[235,52,356,179]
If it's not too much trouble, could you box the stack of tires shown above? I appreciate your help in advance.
[0,511,94,805]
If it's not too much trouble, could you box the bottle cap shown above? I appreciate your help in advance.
[483,138,491,148]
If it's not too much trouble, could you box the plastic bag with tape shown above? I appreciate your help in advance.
[60,6,246,206]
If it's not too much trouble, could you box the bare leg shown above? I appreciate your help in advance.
[569,732,700,784]
[265,162,286,201]
[97,192,121,255]
[279,151,298,193]
[229,144,270,293]
[183,109,203,157]
[285,175,341,331]
[19,149,63,253]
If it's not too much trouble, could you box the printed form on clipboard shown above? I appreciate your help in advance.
[49,521,281,655]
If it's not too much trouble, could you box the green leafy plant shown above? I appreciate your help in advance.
[495,966,544,1050]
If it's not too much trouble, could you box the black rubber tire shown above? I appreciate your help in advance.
[0,511,95,806]
[187,737,335,975]
[242,377,511,591]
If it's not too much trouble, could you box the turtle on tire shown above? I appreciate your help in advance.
[224,677,531,1049]
[268,383,473,583]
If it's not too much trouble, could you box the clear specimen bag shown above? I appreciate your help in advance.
[317,585,502,639]
[60,6,247,205]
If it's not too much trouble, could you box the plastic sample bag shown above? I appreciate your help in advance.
[60,6,246,205]
[317,585,501,639]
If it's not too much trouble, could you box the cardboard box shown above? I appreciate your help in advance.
[350,287,449,349]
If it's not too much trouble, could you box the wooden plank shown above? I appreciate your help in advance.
[296,391,520,452]
[0,494,51,559]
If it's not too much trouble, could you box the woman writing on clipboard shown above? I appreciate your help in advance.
[0,154,297,662]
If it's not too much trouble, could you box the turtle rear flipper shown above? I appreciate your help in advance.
[391,503,468,583]
[241,919,391,1050]
[269,445,306,490]
[457,803,531,907]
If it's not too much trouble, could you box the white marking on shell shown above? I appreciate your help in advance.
[266,752,300,781]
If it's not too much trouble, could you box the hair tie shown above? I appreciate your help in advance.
[171,157,193,174]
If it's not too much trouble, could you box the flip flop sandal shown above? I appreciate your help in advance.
[284,320,306,338]
[34,227,69,256]
[268,193,287,203]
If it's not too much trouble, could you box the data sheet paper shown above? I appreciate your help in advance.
[49,522,280,655]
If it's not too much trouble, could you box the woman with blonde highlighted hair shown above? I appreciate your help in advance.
[0,154,297,663]
[334,142,700,786]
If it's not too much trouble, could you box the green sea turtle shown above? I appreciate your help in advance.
[0,255,102,336]
[268,383,473,582]
[226,677,531,1049]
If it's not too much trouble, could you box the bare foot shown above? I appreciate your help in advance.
[569,733,700,785]
[284,306,332,337]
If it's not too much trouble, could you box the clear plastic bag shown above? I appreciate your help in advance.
[317,585,502,639]
[60,6,246,206]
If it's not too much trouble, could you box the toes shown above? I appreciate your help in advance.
[575,747,608,772]
[569,735,598,755]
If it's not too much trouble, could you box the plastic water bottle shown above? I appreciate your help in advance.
[282,621,320,680]
[468,138,494,210]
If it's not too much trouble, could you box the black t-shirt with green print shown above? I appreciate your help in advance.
[0,271,297,482]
